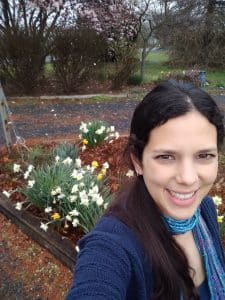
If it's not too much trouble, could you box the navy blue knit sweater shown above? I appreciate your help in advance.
[66,196,225,299]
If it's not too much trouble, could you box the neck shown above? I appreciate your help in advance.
[162,209,200,235]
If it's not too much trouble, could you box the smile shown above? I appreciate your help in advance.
[167,189,197,200]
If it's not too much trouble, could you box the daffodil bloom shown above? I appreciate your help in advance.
[91,161,99,168]
[217,215,224,223]
[13,164,21,173]
[51,212,61,220]
[97,173,103,181]
[44,206,52,213]
[3,190,11,198]
[62,157,73,166]
[66,215,72,221]
[15,202,22,210]
[72,218,79,227]
[69,209,79,216]
[40,222,48,231]
[75,158,82,168]
[28,180,35,188]
[71,184,78,193]
[24,171,30,179]
[27,165,34,172]
[101,168,107,176]
[126,169,135,177]
[102,162,109,169]
[83,139,89,145]
[212,195,223,206]
[55,155,60,163]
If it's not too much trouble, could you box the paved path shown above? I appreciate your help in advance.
[0,95,225,147]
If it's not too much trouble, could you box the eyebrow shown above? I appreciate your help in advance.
[152,148,218,154]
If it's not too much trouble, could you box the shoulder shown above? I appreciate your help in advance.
[78,215,144,259]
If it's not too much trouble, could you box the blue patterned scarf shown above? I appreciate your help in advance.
[193,216,225,299]
[163,211,225,299]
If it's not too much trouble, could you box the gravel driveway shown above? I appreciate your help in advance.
[0,95,225,147]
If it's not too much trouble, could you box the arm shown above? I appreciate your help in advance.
[65,233,132,300]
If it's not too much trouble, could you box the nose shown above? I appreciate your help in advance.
[176,160,198,186]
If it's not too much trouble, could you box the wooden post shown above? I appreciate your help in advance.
[0,82,12,152]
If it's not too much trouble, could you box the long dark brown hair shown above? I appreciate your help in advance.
[106,80,224,300]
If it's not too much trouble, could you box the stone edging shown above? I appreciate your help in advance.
[0,193,76,271]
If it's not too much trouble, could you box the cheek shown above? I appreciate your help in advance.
[201,164,218,185]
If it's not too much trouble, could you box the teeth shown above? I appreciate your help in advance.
[169,190,195,200]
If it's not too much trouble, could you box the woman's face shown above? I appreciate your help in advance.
[133,111,218,220]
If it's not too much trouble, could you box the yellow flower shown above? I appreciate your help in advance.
[97,173,103,181]
[91,161,99,168]
[217,215,224,223]
[51,212,61,220]
[83,139,89,145]
[101,168,107,176]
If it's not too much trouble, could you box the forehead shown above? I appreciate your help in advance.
[145,111,217,151]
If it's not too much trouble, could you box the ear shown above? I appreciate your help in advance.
[130,153,143,175]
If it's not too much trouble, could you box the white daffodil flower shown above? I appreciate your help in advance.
[71,184,78,193]
[62,157,73,166]
[13,164,21,173]
[212,195,223,206]
[15,202,22,210]
[69,209,79,216]
[126,169,135,178]
[44,207,52,213]
[71,169,78,179]
[24,171,30,179]
[102,162,109,169]
[55,155,60,163]
[27,165,34,172]
[40,222,48,232]
[75,158,82,168]
[72,218,79,227]
[66,215,72,221]
[28,180,35,188]
[3,190,11,198]
[69,195,77,203]
[76,173,83,181]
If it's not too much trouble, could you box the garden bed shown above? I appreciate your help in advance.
[0,136,225,271]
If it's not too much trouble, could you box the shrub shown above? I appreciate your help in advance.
[111,43,139,89]
[51,26,108,92]
[128,74,143,85]
[0,27,46,93]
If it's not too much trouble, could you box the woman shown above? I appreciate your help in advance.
[66,80,225,299]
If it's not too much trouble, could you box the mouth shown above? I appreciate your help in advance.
[167,189,197,200]
[165,189,199,206]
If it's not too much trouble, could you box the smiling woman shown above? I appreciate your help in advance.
[66,80,225,300]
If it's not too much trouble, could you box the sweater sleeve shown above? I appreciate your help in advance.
[65,232,132,300]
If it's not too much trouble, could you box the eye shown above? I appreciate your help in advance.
[197,153,216,160]
[155,154,175,160]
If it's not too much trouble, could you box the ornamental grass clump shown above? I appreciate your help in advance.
[79,120,119,149]
[9,155,111,234]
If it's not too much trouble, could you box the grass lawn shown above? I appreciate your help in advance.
[142,51,225,89]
